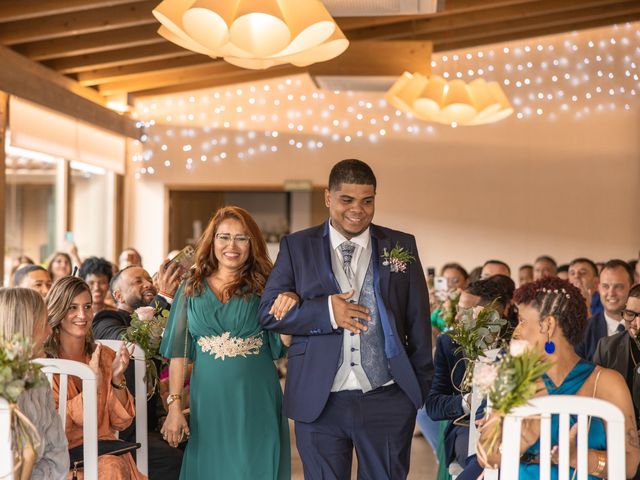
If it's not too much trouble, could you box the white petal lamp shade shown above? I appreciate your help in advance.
[276,0,336,57]
[384,72,414,111]
[152,0,197,41]
[229,0,291,57]
[277,28,348,67]
[153,0,348,69]
[385,71,514,126]
[413,74,446,120]
[182,0,238,51]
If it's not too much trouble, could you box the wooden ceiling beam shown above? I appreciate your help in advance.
[12,24,162,61]
[77,55,210,86]
[98,41,431,95]
[424,1,640,47]
[433,11,640,52]
[0,1,157,45]
[0,45,138,137]
[346,0,631,41]
[0,0,147,23]
[43,43,192,73]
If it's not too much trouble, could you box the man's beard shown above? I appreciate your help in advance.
[128,294,154,310]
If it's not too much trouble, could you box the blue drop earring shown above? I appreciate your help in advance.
[544,332,555,354]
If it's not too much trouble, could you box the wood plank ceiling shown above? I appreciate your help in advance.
[1,0,639,99]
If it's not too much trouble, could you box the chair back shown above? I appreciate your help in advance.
[95,339,148,475]
[33,358,98,480]
[500,395,626,480]
[0,397,14,479]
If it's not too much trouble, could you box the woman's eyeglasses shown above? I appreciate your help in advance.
[214,233,251,246]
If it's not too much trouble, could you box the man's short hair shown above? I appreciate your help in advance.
[569,257,598,277]
[13,265,48,286]
[519,264,533,271]
[535,255,557,267]
[628,284,640,299]
[78,257,114,282]
[109,265,138,297]
[328,159,377,192]
[441,262,469,280]
[601,259,635,285]
[558,264,569,274]
[482,259,511,275]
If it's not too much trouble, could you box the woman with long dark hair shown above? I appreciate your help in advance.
[160,206,290,479]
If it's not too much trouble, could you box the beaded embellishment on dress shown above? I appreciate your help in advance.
[197,332,263,360]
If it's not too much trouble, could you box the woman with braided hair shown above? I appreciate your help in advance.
[474,277,640,479]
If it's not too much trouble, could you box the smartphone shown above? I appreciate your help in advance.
[434,276,449,292]
[164,245,195,271]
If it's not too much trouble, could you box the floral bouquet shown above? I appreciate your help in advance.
[475,340,551,465]
[121,304,170,396]
[445,301,507,392]
[0,334,46,475]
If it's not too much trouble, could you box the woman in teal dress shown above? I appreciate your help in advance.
[160,206,291,479]
[475,277,639,479]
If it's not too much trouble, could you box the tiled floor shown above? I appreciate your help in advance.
[289,420,438,480]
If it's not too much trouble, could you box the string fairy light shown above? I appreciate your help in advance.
[132,22,640,178]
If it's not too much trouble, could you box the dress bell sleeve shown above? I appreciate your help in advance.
[160,283,195,360]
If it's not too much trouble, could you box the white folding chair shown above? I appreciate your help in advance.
[33,358,98,480]
[95,339,148,476]
[0,397,14,479]
[500,395,626,480]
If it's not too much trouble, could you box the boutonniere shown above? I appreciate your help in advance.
[381,243,415,273]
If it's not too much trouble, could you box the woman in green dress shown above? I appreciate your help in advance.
[160,206,291,479]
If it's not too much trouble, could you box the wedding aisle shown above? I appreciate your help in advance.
[289,419,437,479]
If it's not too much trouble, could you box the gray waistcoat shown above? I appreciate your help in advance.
[331,241,393,392]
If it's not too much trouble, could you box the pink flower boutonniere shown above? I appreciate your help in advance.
[381,243,415,273]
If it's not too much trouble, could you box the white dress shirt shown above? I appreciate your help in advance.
[604,311,624,336]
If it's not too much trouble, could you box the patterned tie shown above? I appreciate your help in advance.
[616,323,626,333]
[338,241,356,277]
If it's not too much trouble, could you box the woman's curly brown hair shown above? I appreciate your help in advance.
[513,276,588,346]
[184,206,272,301]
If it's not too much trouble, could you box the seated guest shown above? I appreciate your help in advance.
[476,277,640,479]
[576,259,634,361]
[47,252,73,283]
[533,255,557,280]
[468,266,482,284]
[14,265,52,298]
[118,248,143,270]
[9,255,35,286]
[79,257,116,316]
[93,263,184,480]
[557,264,569,281]
[481,260,511,279]
[44,276,146,479]
[631,259,640,284]
[426,275,515,476]
[0,288,69,480]
[569,257,603,317]
[518,264,534,287]
[594,284,640,429]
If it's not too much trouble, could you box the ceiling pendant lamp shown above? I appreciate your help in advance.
[385,71,514,126]
[153,0,349,70]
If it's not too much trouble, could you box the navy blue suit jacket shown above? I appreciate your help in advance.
[575,312,607,362]
[426,334,467,465]
[258,221,433,423]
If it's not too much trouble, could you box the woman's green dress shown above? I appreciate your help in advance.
[160,283,290,479]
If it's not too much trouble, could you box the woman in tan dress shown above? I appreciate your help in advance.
[45,276,146,480]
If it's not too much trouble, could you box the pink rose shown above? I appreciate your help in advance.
[474,362,498,395]
[135,306,156,322]
[509,339,529,357]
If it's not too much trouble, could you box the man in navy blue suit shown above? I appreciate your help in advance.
[259,159,433,479]
[575,259,634,361]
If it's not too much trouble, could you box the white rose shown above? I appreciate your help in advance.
[135,306,156,322]
[509,339,529,357]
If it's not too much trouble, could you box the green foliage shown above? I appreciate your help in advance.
[0,334,46,403]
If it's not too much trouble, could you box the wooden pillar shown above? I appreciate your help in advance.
[0,92,8,285]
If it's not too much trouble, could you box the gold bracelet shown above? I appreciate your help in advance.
[590,452,606,477]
